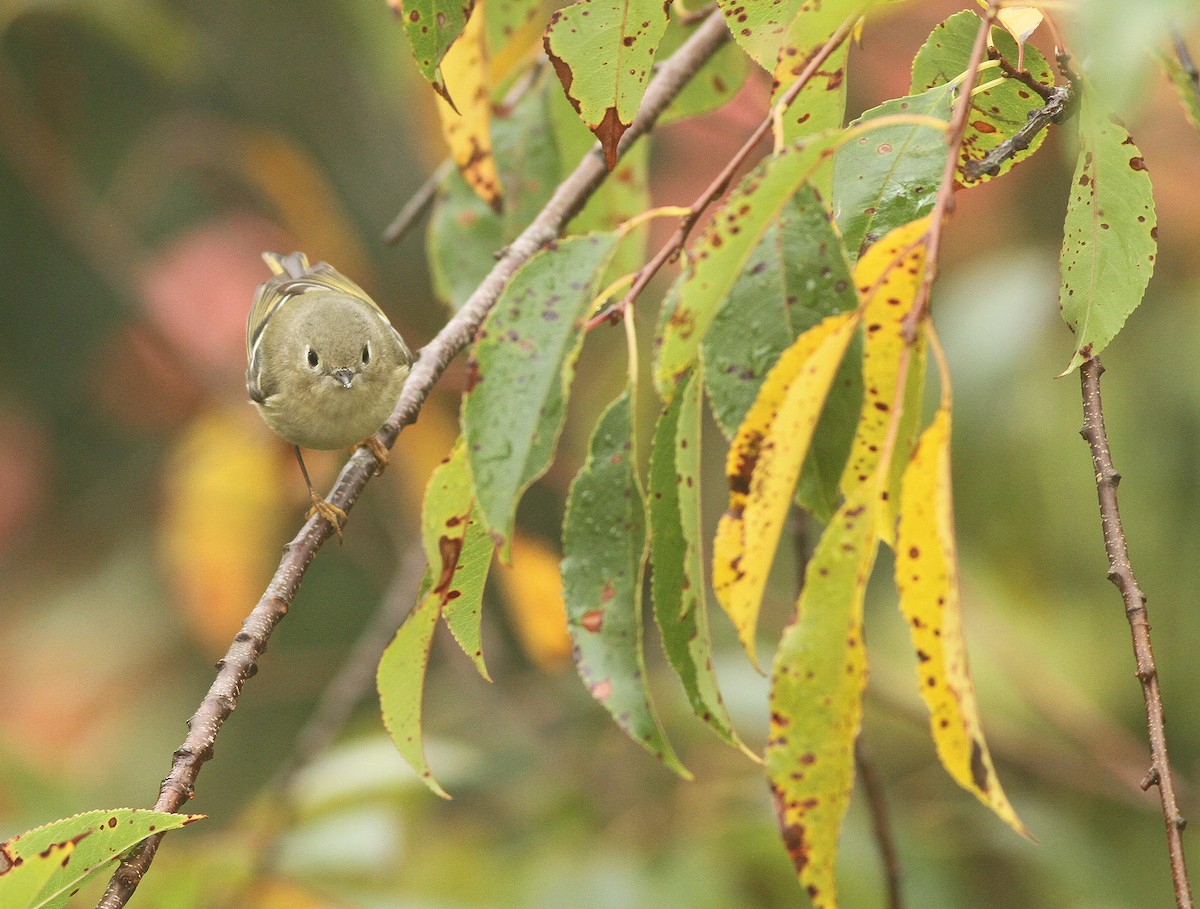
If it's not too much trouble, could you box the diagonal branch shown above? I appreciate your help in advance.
[1078,356,1194,909]
[94,11,732,908]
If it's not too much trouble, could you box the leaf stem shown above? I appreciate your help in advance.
[1078,357,1195,909]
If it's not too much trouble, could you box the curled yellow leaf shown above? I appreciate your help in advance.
[713,310,860,667]
[895,400,1027,837]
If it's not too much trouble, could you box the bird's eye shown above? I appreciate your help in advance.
[306,347,319,368]
[361,344,371,365]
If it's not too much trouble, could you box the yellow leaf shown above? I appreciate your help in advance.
[766,474,881,909]
[839,216,930,544]
[159,405,290,652]
[493,531,572,671]
[995,6,1043,71]
[713,311,860,667]
[436,1,503,209]
[895,398,1027,836]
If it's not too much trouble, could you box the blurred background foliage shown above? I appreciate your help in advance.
[2,0,1200,906]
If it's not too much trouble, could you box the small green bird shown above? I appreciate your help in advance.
[247,252,414,530]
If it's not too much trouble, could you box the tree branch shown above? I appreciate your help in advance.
[94,11,732,907]
[1078,357,1194,909]
[855,737,904,909]
[961,83,1071,183]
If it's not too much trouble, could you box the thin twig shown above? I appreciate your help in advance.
[382,159,455,245]
[585,12,861,330]
[855,737,904,909]
[900,1,1000,341]
[94,12,732,908]
[1078,357,1194,909]
[962,84,1072,183]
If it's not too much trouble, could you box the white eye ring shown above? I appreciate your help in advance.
[306,347,319,368]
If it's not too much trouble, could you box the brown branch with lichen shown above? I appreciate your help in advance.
[92,12,732,908]
[1078,356,1194,909]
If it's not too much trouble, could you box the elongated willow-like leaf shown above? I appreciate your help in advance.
[0,837,74,909]
[1159,49,1200,133]
[832,84,952,259]
[656,132,842,396]
[895,374,1027,836]
[422,439,495,679]
[1058,84,1157,374]
[464,232,618,556]
[703,184,861,521]
[544,0,669,168]
[649,367,747,752]
[3,810,202,909]
[766,477,881,909]
[378,570,449,798]
[839,217,929,545]
[436,1,503,208]
[390,0,475,104]
[911,10,1055,185]
[562,388,689,777]
[713,311,860,667]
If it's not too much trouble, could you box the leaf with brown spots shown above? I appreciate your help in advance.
[543,0,670,168]
[838,218,929,546]
[464,232,618,557]
[562,387,690,777]
[1058,81,1158,374]
[0,835,75,908]
[391,0,476,105]
[436,0,504,208]
[895,363,1027,836]
[911,10,1055,185]
[2,809,203,908]
[766,474,882,909]
[703,184,862,522]
[378,570,451,798]
[832,84,952,258]
[712,311,860,667]
[655,131,843,395]
[649,366,750,753]
[422,437,495,680]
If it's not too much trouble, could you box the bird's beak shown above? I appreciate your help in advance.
[332,368,355,388]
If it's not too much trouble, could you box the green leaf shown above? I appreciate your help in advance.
[1058,85,1157,373]
[656,132,842,395]
[391,0,476,103]
[544,0,670,167]
[911,10,1055,184]
[485,0,544,60]
[422,438,495,679]
[3,809,202,909]
[377,572,451,798]
[832,83,953,259]
[562,388,690,777]
[464,232,619,553]
[659,20,749,125]
[703,184,862,521]
[766,481,880,909]
[648,367,748,752]
[428,75,564,309]
[1159,49,1200,134]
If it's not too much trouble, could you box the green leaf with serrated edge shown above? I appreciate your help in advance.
[392,0,475,102]
[429,75,563,310]
[1058,84,1157,374]
[703,185,862,521]
[832,84,953,259]
[544,0,670,168]
[716,0,804,71]
[767,479,880,909]
[658,19,749,125]
[1159,49,1200,133]
[423,438,494,679]
[910,11,1055,184]
[562,388,690,777]
[378,571,451,798]
[649,366,748,753]
[464,232,618,555]
[4,810,201,909]
[0,838,75,909]
[655,131,843,397]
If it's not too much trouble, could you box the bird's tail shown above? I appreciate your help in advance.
[262,251,311,279]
